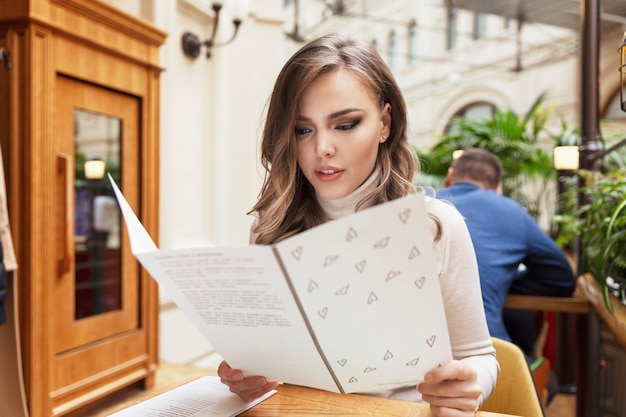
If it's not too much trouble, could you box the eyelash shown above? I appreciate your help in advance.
[295,120,361,137]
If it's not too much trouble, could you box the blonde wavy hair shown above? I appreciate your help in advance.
[250,33,419,244]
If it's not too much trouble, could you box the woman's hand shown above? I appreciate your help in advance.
[417,360,483,417]
[217,361,280,401]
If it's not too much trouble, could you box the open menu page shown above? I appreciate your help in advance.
[110,175,452,394]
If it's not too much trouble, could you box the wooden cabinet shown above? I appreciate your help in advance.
[0,1,165,415]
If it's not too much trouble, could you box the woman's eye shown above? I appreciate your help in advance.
[295,127,312,136]
[336,120,360,131]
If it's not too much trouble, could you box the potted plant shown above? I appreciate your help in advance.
[554,167,626,311]
[553,121,626,310]
[553,127,626,356]
[414,92,562,220]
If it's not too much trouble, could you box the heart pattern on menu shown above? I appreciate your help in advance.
[345,227,358,242]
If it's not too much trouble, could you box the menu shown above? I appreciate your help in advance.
[110,175,452,394]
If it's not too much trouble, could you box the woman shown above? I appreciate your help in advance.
[218,33,499,416]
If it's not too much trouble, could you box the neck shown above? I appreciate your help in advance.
[317,170,379,220]
[452,179,490,190]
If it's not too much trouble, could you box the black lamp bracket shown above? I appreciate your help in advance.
[181,3,242,59]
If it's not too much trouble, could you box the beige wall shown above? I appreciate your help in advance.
[105,0,285,367]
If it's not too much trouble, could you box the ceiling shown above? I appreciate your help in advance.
[455,0,626,32]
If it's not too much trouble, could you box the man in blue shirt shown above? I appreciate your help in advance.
[435,148,576,356]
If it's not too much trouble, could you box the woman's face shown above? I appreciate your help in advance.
[295,69,391,200]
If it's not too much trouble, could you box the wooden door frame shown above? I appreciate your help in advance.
[53,75,141,353]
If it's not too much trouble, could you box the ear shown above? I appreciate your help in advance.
[380,103,392,141]
[444,168,454,187]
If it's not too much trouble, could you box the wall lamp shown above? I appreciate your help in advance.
[554,137,626,173]
[182,1,249,59]
[553,146,580,172]
[84,157,106,180]
[617,32,626,111]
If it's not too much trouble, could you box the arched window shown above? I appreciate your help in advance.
[444,102,496,135]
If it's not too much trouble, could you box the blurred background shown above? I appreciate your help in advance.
[100,0,626,369]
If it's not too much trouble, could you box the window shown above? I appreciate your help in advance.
[474,12,486,40]
[444,102,496,135]
[446,1,458,50]
[388,30,397,70]
[408,20,417,65]
[503,16,518,30]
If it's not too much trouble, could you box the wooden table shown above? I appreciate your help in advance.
[504,285,595,417]
[504,293,589,314]
[239,383,516,417]
[115,378,520,417]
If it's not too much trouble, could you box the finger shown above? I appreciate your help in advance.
[419,378,482,399]
[230,376,274,394]
[422,391,479,412]
[218,361,244,382]
[231,378,279,401]
[245,382,278,401]
[425,361,475,384]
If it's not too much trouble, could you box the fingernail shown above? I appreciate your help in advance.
[254,378,267,387]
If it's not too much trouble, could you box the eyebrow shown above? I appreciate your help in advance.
[296,108,363,122]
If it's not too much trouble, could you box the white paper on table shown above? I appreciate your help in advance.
[109,174,452,394]
[107,376,276,416]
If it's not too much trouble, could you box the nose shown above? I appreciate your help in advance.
[315,131,335,158]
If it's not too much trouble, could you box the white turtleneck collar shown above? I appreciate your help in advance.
[316,170,379,220]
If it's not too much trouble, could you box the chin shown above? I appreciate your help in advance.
[316,188,351,200]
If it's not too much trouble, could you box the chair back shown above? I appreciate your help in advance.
[479,337,546,417]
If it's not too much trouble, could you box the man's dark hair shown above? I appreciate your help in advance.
[450,148,502,190]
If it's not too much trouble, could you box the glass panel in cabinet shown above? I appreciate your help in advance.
[74,109,122,319]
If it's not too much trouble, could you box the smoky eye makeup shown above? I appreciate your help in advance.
[336,119,361,131]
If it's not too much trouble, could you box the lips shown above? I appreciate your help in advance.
[315,167,344,181]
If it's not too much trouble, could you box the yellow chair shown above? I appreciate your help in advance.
[479,337,546,417]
